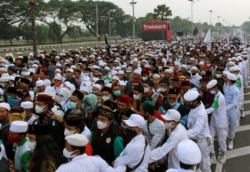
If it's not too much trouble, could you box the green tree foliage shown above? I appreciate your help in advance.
[153,4,172,21]
[241,21,250,33]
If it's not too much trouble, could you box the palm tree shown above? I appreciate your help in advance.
[153,4,172,21]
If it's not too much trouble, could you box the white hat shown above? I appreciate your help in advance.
[0,102,10,111]
[36,80,45,87]
[153,74,161,79]
[44,79,51,87]
[9,76,15,81]
[177,139,201,165]
[227,61,235,66]
[22,72,30,76]
[54,74,62,80]
[227,73,237,81]
[10,121,28,133]
[123,114,145,129]
[0,67,7,72]
[112,75,120,81]
[181,64,187,69]
[206,79,217,89]
[0,73,9,82]
[92,84,101,91]
[118,70,125,75]
[164,69,173,73]
[133,69,141,75]
[66,68,74,73]
[184,90,199,101]
[55,69,61,73]
[119,80,127,86]
[161,109,181,122]
[80,85,91,93]
[65,134,89,147]
[230,66,240,72]
[20,101,33,109]
[190,66,198,71]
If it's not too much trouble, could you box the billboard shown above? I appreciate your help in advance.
[142,21,173,41]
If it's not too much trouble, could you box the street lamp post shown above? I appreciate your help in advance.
[130,0,137,40]
[28,0,37,56]
[96,4,99,41]
[108,10,116,41]
[209,10,213,26]
[189,0,199,37]
[217,16,220,35]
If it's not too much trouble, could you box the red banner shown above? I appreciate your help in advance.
[143,22,169,32]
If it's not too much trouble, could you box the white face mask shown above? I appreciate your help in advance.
[63,148,76,159]
[97,121,109,129]
[35,105,45,114]
[133,94,141,100]
[64,129,76,136]
[102,96,110,102]
[156,88,162,93]
[165,122,174,129]
[215,74,222,78]
[144,87,150,93]
[161,88,167,92]
[210,90,216,95]
[27,141,36,151]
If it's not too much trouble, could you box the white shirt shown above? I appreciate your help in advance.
[114,134,150,172]
[142,118,165,149]
[187,103,210,139]
[26,114,37,125]
[149,124,188,169]
[206,91,228,128]
[56,154,125,172]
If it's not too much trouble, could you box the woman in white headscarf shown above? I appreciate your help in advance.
[59,87,72,110]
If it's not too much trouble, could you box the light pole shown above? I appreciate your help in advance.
[28,0,37,56]
[217,16,220,35]
[209,10,213,26]
[96,4,99,41]
[130,0,137,40]
[108,9,116,41]
[189,0,199,37]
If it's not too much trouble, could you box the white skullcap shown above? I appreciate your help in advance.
[190,66,198,71]
[227,73,237,81]
[118,70,125,75]
[164,69,173,73]
[55,69,61,73]
[0,73,9,82]
[22,72,30,76]
[161,109,181,122]
[227,61,235,66]
[230,66,240,72]
[54,74,62,80]
[80,85,91,93]
[0,102,10,111]
[71,65,76,69]
[32,64,39,68]
[44,79,51,87]
[112,75,120,81]
[9,76,15,81]
[177,139,201,164]
[36,80,45,87]
[153,74,161,79]
[66,68,74,73]
[133,69,141,75]
[92,84,101,91]
[20,101,33,109]
[56,63,62,67]
[10,121,28,133]
[181,64,187,69]
[184,90,199,101]
[65,134,89,147]
[28,68,36,74]
[119,80,127,86]
[123,114,145,129]
[206,79,217,89]
[105,83,112,88]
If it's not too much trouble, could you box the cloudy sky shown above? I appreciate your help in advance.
[101,0,249,26]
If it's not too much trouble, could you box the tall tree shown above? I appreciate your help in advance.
[153,4,172,21]
[38,0,80,43]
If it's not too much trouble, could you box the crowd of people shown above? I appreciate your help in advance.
[0,39,249,172]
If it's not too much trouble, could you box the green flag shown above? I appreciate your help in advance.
[212,95,219,110]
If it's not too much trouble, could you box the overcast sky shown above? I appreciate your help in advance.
[101,0,250,26]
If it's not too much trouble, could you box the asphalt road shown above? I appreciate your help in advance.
[212,71,250,172]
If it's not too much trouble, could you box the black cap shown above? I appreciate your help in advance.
[7,87,16,94]
[143,79,154,87]
[168,88,179,95]
[133,85,144,93]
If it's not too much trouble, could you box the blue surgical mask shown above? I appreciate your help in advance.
[68,101,77,109]
[113,90,121,97]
